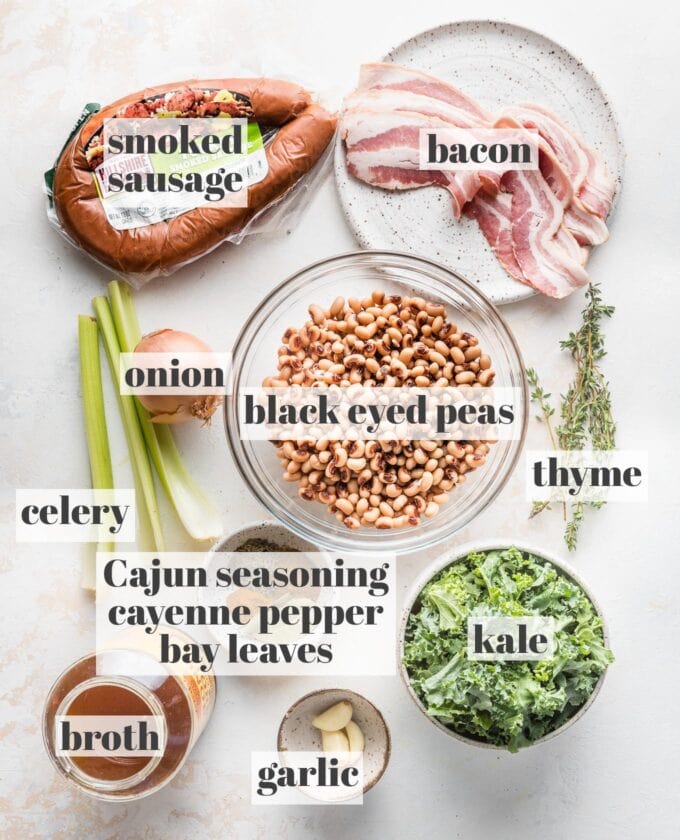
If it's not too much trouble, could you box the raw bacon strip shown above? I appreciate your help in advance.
[499,105,589,191]
[464,192,523,281]
[564,200,609,246]
[344,88,501,194]
[342,109,488,218]
[502,102,615,218]
[465,144,591,294]
[346,164,453,191]
[341,64,501,208]
[555,223,588,266]
[466,186,589,289]
[356,63,494,124]
[496,115,608,246]
[534,138,607,246]
[504,169,589,299]
[344,88,485,129]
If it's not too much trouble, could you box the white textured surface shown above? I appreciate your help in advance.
[1,1,679,838]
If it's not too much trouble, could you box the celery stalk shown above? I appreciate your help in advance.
[108,280,222,541]
[78,315,114,589]
[92,296,165,551]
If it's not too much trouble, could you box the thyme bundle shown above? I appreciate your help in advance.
[527,284,616,550]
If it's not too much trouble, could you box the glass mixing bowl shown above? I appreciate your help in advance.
[225,250,528,554]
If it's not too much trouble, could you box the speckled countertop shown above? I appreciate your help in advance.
[1,1,679,838]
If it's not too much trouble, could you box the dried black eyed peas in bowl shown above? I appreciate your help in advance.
[263,290,495,530]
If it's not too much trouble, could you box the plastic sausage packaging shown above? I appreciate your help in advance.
[46,78,337,285]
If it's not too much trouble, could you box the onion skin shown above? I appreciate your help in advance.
[134,329,223,425]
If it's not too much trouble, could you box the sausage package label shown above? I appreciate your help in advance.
[93,118,269,230]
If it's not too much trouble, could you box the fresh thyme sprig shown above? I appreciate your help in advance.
[527,284,616,550]
[526,368,559,518]
[557,284,616,452]
[527,367,557,446]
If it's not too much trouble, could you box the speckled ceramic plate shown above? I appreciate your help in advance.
[334,20,624,304]
[277,688,391,796]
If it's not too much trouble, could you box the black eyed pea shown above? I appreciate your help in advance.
[393,494,408,511]
[424,501,439,518]
[335,497,354,516]
[308,304,325,326]
[273,291,494,529]
[431,467,444,486]
[419,471,434,492]
[455,371,476,384]
[465,453,486,469]
[450,346,466,364]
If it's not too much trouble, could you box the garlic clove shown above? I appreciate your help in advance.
[312,700,353,732]
[321,729,350,753]
[344,719,365,753]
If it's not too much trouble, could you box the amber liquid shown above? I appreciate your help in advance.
[66,683,155,782]
[44,652,207,799]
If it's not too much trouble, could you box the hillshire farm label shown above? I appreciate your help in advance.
[97,118,267,229]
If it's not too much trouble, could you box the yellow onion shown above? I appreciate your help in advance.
[134,329,222,424]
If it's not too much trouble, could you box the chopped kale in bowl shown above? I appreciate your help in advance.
[402,546,613,751]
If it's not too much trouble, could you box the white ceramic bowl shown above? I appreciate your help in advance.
[209,520,322,554]
[399,539,611,749]
[277,688,391,794]
[205,521,330,647]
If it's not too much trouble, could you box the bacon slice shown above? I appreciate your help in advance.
[341,64,505,217]
[466,181,589,290]
[464,192,523,281]
[356,63,494,123]
[555,223,588,266]
[503,169,589,298]
[563,200,609,246]
[341,109,491,218]
[495,114,608,246]
[343,86,501,197]
[499,103,615,219]
[344,88,485,129]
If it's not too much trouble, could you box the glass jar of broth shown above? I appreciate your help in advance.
[43,648,216,801]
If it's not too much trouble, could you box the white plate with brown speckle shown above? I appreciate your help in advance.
[334,20,624,304]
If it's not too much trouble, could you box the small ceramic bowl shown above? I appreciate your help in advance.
[277,688,391,794]
[205,521,329,646]
[399,539,611,750]
[209,520,321,554]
